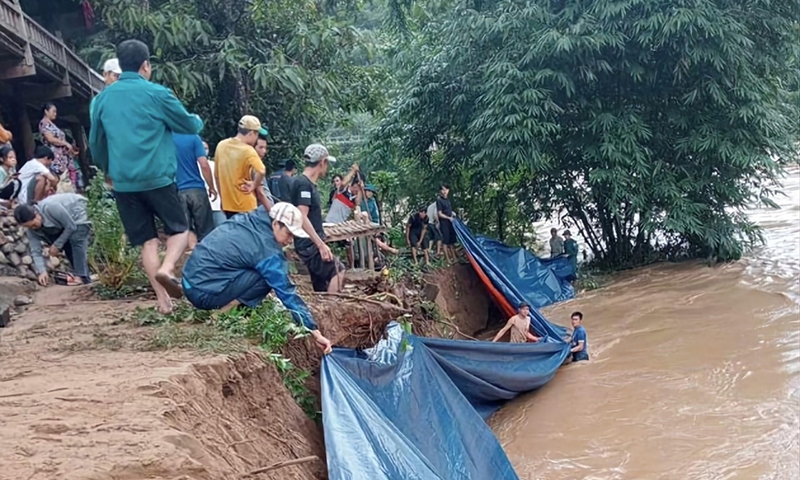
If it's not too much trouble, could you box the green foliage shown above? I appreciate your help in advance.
[129,298,318,418]
[86,173,143,292]
[374,0,800,268]
[80,0,386,166]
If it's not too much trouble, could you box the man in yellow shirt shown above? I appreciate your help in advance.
[214,115,271,218]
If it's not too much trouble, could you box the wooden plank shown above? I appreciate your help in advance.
[367,237,374,271]
[23,83,72,103]
[324,230,386,243]
[358,237,366,269]
[0,58,34,79]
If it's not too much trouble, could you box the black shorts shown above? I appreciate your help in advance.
[114,183,188,247]
[297,245,345,292]
[427,224,441,243]
[440,219,456,245]
[409,231,428,249]
[179,188,215,241]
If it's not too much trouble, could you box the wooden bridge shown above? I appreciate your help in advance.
[0,0,103,103]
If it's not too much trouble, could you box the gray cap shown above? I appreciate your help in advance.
[303,143,332,164]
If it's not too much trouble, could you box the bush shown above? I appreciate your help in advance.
[86,173,142,293]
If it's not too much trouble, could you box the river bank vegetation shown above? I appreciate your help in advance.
[69,0,799,271]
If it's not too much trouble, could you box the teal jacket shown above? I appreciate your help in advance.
[89,72,203,193]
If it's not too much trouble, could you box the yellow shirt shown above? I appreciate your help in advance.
[214,138,265,213]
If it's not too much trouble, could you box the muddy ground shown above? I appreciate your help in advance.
[0,264,493,480]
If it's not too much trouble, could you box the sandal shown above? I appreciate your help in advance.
[53,272,90,286]
[156,272,184,299]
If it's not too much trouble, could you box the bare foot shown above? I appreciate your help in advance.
[219,300,241,313]
[157,297,174,315]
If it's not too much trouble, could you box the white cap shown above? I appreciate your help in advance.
[102,58,122,74]
[303,143,331,164]
[269,202,309,238]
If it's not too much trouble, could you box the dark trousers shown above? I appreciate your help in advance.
[62,224,91,283]
[178,188,214,241]
[0,178,21,200]
[184,269,269,310]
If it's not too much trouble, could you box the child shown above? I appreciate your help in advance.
[570,311,589,361]
[492,303,541,343]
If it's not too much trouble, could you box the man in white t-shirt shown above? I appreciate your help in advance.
[18,146,58,205]
[426,201,442,257]
[202,140,226,228]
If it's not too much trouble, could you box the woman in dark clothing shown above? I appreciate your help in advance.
[0,145,21,202]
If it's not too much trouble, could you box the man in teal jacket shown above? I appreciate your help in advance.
[89,39,203,314]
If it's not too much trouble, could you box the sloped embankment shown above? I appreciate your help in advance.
[0,264,492,480]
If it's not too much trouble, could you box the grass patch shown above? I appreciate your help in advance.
[126,298,318,418]
[147,323,247,353]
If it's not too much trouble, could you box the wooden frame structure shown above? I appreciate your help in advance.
[0,0,103,99]
[0,0,102,163]
[323,220,387,271]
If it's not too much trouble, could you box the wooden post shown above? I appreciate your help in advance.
[358,237,366,269]
[14,93,35,160]
[71,123,90,188]
[367,236,374,271]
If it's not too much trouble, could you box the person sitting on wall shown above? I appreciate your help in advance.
[17,146,59,205]
[14,193,92,286]
[0,145,21,204]
[179,202,333,354]
[491,303,541,343]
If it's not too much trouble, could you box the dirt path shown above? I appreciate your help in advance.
[0,282,325,480]
[0,264,492,480]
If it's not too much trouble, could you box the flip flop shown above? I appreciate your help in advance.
[156,272,184,300]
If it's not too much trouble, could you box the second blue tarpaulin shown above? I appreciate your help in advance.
[322,323,571,480]
[454,219,574,339]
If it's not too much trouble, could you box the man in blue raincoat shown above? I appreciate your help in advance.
[179,202,332,353]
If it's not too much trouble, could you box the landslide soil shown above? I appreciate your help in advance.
[0,264,489,480]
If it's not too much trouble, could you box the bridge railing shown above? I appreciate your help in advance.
[0,0,104,96]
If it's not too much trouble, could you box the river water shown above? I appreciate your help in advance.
[492,167,800,479]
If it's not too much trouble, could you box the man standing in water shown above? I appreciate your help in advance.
[290,144,344,292]
[570,311,589,361]
[492,303,541,343]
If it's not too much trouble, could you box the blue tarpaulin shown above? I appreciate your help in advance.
[453,219,574,340]
[321,222,574,479]
[322,324,570,480]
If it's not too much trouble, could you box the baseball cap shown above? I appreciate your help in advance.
[303,144,333,164]
[102,58,122,74]
[269,202,308,238]
[238,115,268,136]
[365,184,377,193]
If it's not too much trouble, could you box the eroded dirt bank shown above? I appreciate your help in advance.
[0,264,490,480]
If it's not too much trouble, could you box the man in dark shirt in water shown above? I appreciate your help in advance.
[570,311,589,362]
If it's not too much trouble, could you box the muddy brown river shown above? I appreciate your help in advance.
[492,168,800,479]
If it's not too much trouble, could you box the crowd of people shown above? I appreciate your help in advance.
[1,37,588,359]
